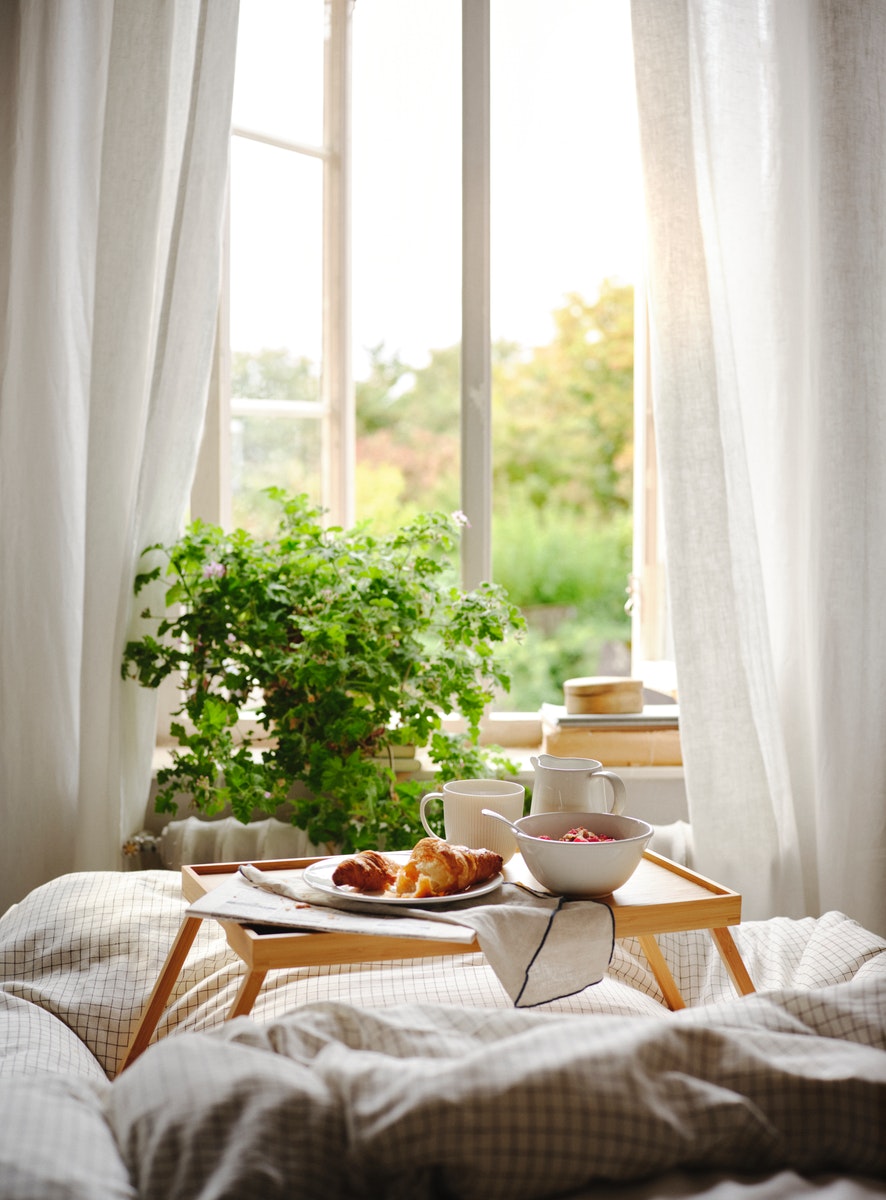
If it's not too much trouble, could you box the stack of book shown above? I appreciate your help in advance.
[540,702,681,766]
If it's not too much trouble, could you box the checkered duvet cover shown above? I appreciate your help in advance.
[0,870,884,1198]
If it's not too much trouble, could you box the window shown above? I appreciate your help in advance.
[193,0,674,719]
[194,0,351,531]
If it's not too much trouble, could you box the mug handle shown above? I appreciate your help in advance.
[419,792,445,838]
[595,770,626,815]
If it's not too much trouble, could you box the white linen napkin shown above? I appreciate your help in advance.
[238,864,614,1008]
[402,883,615,1007]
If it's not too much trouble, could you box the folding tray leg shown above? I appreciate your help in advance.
[117,914,203,1073]
[637,934,685,1010]
[227,968,269,1019]
[710,927,756,996]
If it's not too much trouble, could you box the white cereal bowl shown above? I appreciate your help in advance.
[515,810,654,898]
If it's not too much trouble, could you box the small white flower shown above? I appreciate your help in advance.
[202,561,225,580]
[451,509,471,528]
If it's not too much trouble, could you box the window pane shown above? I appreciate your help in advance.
[229,133,324,537]
[490,1,641,349]
[233,0,324,146]
[232,413,322,535]
[229,137,323,369]
[488,0,641,709]
[351,0,462,527]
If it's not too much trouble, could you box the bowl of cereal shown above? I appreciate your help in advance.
[513,810,653,897]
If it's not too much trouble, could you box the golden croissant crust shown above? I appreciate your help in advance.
[331,849,400,892]
[395,838,502,898]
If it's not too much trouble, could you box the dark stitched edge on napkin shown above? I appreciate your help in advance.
[510,888,616,1007]
[398,881,617,1008]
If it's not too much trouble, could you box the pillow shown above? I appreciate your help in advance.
[0,991,106,1080]
[0,1073,133,1200]
[0,870,237,1076]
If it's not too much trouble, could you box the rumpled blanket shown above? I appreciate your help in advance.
[104,977,886,1200]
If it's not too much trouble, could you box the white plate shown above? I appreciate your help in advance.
[303,852,503,906]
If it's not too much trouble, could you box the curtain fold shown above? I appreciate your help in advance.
[632,0,886,935]
[0,1,239,916]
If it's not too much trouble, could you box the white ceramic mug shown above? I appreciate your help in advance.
[529,753,626,817]
[419,779,525,863]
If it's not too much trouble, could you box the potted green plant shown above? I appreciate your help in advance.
[122,490,525,852]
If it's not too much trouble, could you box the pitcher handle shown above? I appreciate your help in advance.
[595,770,626,815]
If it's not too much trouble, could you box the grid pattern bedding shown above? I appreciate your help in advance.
[0,869,883,1200]
[105,984,886,1198]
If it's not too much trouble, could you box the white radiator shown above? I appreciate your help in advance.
[158,816,323,870]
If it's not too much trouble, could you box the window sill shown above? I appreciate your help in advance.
[148,740,687,832]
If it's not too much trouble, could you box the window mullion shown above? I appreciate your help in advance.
[460,0,492,588]
[322,0,354,528]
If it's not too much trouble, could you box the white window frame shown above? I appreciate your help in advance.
[460,0,492,587]
[192,0,672,730]
[630,283,675,691]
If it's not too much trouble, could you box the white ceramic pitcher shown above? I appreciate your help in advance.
[529,753,626,817]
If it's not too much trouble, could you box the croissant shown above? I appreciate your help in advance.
[331,849,400,892]
[395,837,503,898]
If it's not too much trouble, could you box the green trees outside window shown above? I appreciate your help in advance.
[231,280,634,709]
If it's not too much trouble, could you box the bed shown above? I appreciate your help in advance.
[0,867,884,1198]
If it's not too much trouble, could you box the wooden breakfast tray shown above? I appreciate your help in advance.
[118,850,754,1074]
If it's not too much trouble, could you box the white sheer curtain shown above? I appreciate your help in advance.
[0,1,239,916]
[632,0,886,935]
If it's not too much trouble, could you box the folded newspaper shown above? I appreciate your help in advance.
[185,867,477,944]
